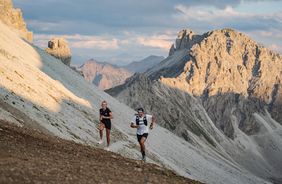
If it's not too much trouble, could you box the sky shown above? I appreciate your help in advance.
[13,0,282,66]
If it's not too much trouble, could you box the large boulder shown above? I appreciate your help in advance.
[45,38,72,66]
[0,0,33,42]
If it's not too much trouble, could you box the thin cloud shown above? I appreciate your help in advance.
[137,37,172,50]
[71,39,119,50]
[173,4,282,32]
[174,4,279,21]
[34,32,176,51]
[34,34,119,50]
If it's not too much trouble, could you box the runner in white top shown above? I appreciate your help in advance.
[130,107,156,162]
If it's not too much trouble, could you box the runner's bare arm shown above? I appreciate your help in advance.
[130,122,139,128]
[150,114,156,129]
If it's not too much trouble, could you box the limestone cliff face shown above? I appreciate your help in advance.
[107,74,219,147]
[79,59,133,90]
[0,0,33,42]
[106,29,282,181]
[161,29,281,100]
[108,28,282,139]
[45,38,72,66]
[159,29,282,137]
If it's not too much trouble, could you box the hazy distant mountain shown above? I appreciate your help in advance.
[78,55,164,90]
[123,55,164,73]
[78,59,133,90]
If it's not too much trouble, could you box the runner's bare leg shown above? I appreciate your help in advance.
[99,123,104,140]
[106,128,110,147]
[139,137,146,156]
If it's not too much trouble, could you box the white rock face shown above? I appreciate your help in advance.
[0,0,33,42]
[107,28,282,183]
[161,29,282,99]
[159,29,282,136]
[45,38,72,66]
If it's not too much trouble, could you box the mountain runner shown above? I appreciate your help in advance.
[130,108,156,162]
[98,100,113,151]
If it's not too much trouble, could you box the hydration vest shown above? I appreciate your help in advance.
[136,115,147,126]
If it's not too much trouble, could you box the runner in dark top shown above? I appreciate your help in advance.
[98,100,113,150]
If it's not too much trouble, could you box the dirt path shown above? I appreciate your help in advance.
[0,121,202,184]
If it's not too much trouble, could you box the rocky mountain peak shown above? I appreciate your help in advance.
[175,29,195,49]
[168,29,205,54]
[161,28,282,99]
[0,0,33,42]
[156,28,282,136]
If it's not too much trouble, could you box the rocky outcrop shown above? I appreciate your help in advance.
[45,38,72,66]
[79,59,133,90]
[168,29,199,56]
[159,29,282,136]
[0,0,33,42]
[174,29,205,51]
[161,29,282,98]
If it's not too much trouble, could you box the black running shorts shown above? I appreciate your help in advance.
[102,121,111,130]
[137,133,148,142]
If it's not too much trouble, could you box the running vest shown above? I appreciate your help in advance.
[136,115,147,126]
